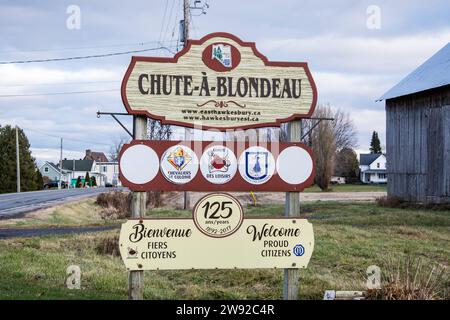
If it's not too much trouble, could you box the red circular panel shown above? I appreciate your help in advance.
[202,43,241,72]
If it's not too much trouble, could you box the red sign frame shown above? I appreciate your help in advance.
[119,140,315,192]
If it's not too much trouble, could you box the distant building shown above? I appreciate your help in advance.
[93,161,120,186]
[39,162,62,182]
[359,154,387,184]
[84,149,109,162]
[379,42,450,203]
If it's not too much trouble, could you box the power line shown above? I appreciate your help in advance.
[2,80,120,88]
[158,0,170,47]
[0,89,116,98]
[22,127,112,147]
[0,46,175,65]
[0,39,179,54]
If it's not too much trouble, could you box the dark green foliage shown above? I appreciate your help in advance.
[85,172,90,187]
[370,131,382,154]
[91,176,97,187]
[0,125,41,193]
[35,169,44,190]
[76,176,82,188]
[334,148,360,183]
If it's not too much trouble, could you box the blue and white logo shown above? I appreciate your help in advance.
[246,151,268,180]
[212,44,232,68]
[293,244,305,257]
[238,146,275,185]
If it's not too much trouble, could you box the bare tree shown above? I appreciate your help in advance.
[148,120,172,140]
[109,136,129,162]
[311,105,337,191]
[332,107,358,150]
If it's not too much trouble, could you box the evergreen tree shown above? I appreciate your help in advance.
[85,172,90,187]
[369,131,382,154]
[0,125,41,193]
[35,169,44,190]
[91,176,97,187]
[334,148,360,183]
[76,176,82,188]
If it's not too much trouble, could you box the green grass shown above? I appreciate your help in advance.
[0,199,121,229]
[304,184,387,193]
[0,201,448,300]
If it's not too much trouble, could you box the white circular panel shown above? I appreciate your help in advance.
[120,144,159,184]
[238,146,275,185]
[200,146,237,184]
[160,145,199,184]
[276,146,313,185]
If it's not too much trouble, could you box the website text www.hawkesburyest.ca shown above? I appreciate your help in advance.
[181,108,260,122]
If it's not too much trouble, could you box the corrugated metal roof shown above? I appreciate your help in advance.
[378,42,450,101]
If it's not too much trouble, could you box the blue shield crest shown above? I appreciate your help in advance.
[245,152,268,181]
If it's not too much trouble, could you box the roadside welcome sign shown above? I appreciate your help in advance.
[119,194,314,270]
[118,32,316,284]
[121,32,317,130]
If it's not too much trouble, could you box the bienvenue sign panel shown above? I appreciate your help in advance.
[121,32,317,130]
[119,218,314,270]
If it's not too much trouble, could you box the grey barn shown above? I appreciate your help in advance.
[379,42,450,203]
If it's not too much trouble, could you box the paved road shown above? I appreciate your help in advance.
[0,188,120,219]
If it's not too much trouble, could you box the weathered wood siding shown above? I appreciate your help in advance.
[386,85,450,203]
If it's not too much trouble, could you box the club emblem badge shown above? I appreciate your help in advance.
[161,145,198,184]
[238,146,275,185]
[167,146,191,171]
[200,146,237,184]
[212,43,232,68]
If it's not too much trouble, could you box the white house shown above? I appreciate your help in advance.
[93,161,121,186]
[359,153,387,184]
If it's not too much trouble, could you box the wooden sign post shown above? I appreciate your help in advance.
[284,120,302,300]
[128,115,147,300]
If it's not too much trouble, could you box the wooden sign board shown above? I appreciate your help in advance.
[119,217,314,270]
[119,140,315,192]
[121,32,317,130]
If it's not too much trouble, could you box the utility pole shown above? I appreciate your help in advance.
[183,0,191,210]
[283,120,302,300]
[59,138,63,189]
[128,115,147,300]
[15,126,20,193]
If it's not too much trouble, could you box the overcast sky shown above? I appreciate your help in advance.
[1,0,449,164]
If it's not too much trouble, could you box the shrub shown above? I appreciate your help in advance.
[96,191,131,219]
[95,235,120,257]
[377,196,450,211]
[367,255,449,300]
[146,191,162,208]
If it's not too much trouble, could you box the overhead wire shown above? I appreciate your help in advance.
[0,89,116,98]
[0,46,174,65]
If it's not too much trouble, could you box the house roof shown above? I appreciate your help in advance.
[40,161,60,173]
[360,153,383,166]
[84,150,109,162]
[378,42,450,100]
[61,159,94,171]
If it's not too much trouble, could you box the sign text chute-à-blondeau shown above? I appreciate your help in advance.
[121,32,317,130]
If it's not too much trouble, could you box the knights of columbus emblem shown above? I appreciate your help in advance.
[212,44,232,68]
[167,146,192,171]
[245,152,269,180]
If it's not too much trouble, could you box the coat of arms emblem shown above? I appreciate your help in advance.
[212,43,232,68]
[167,146,192,171]
[245,151,269,181]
